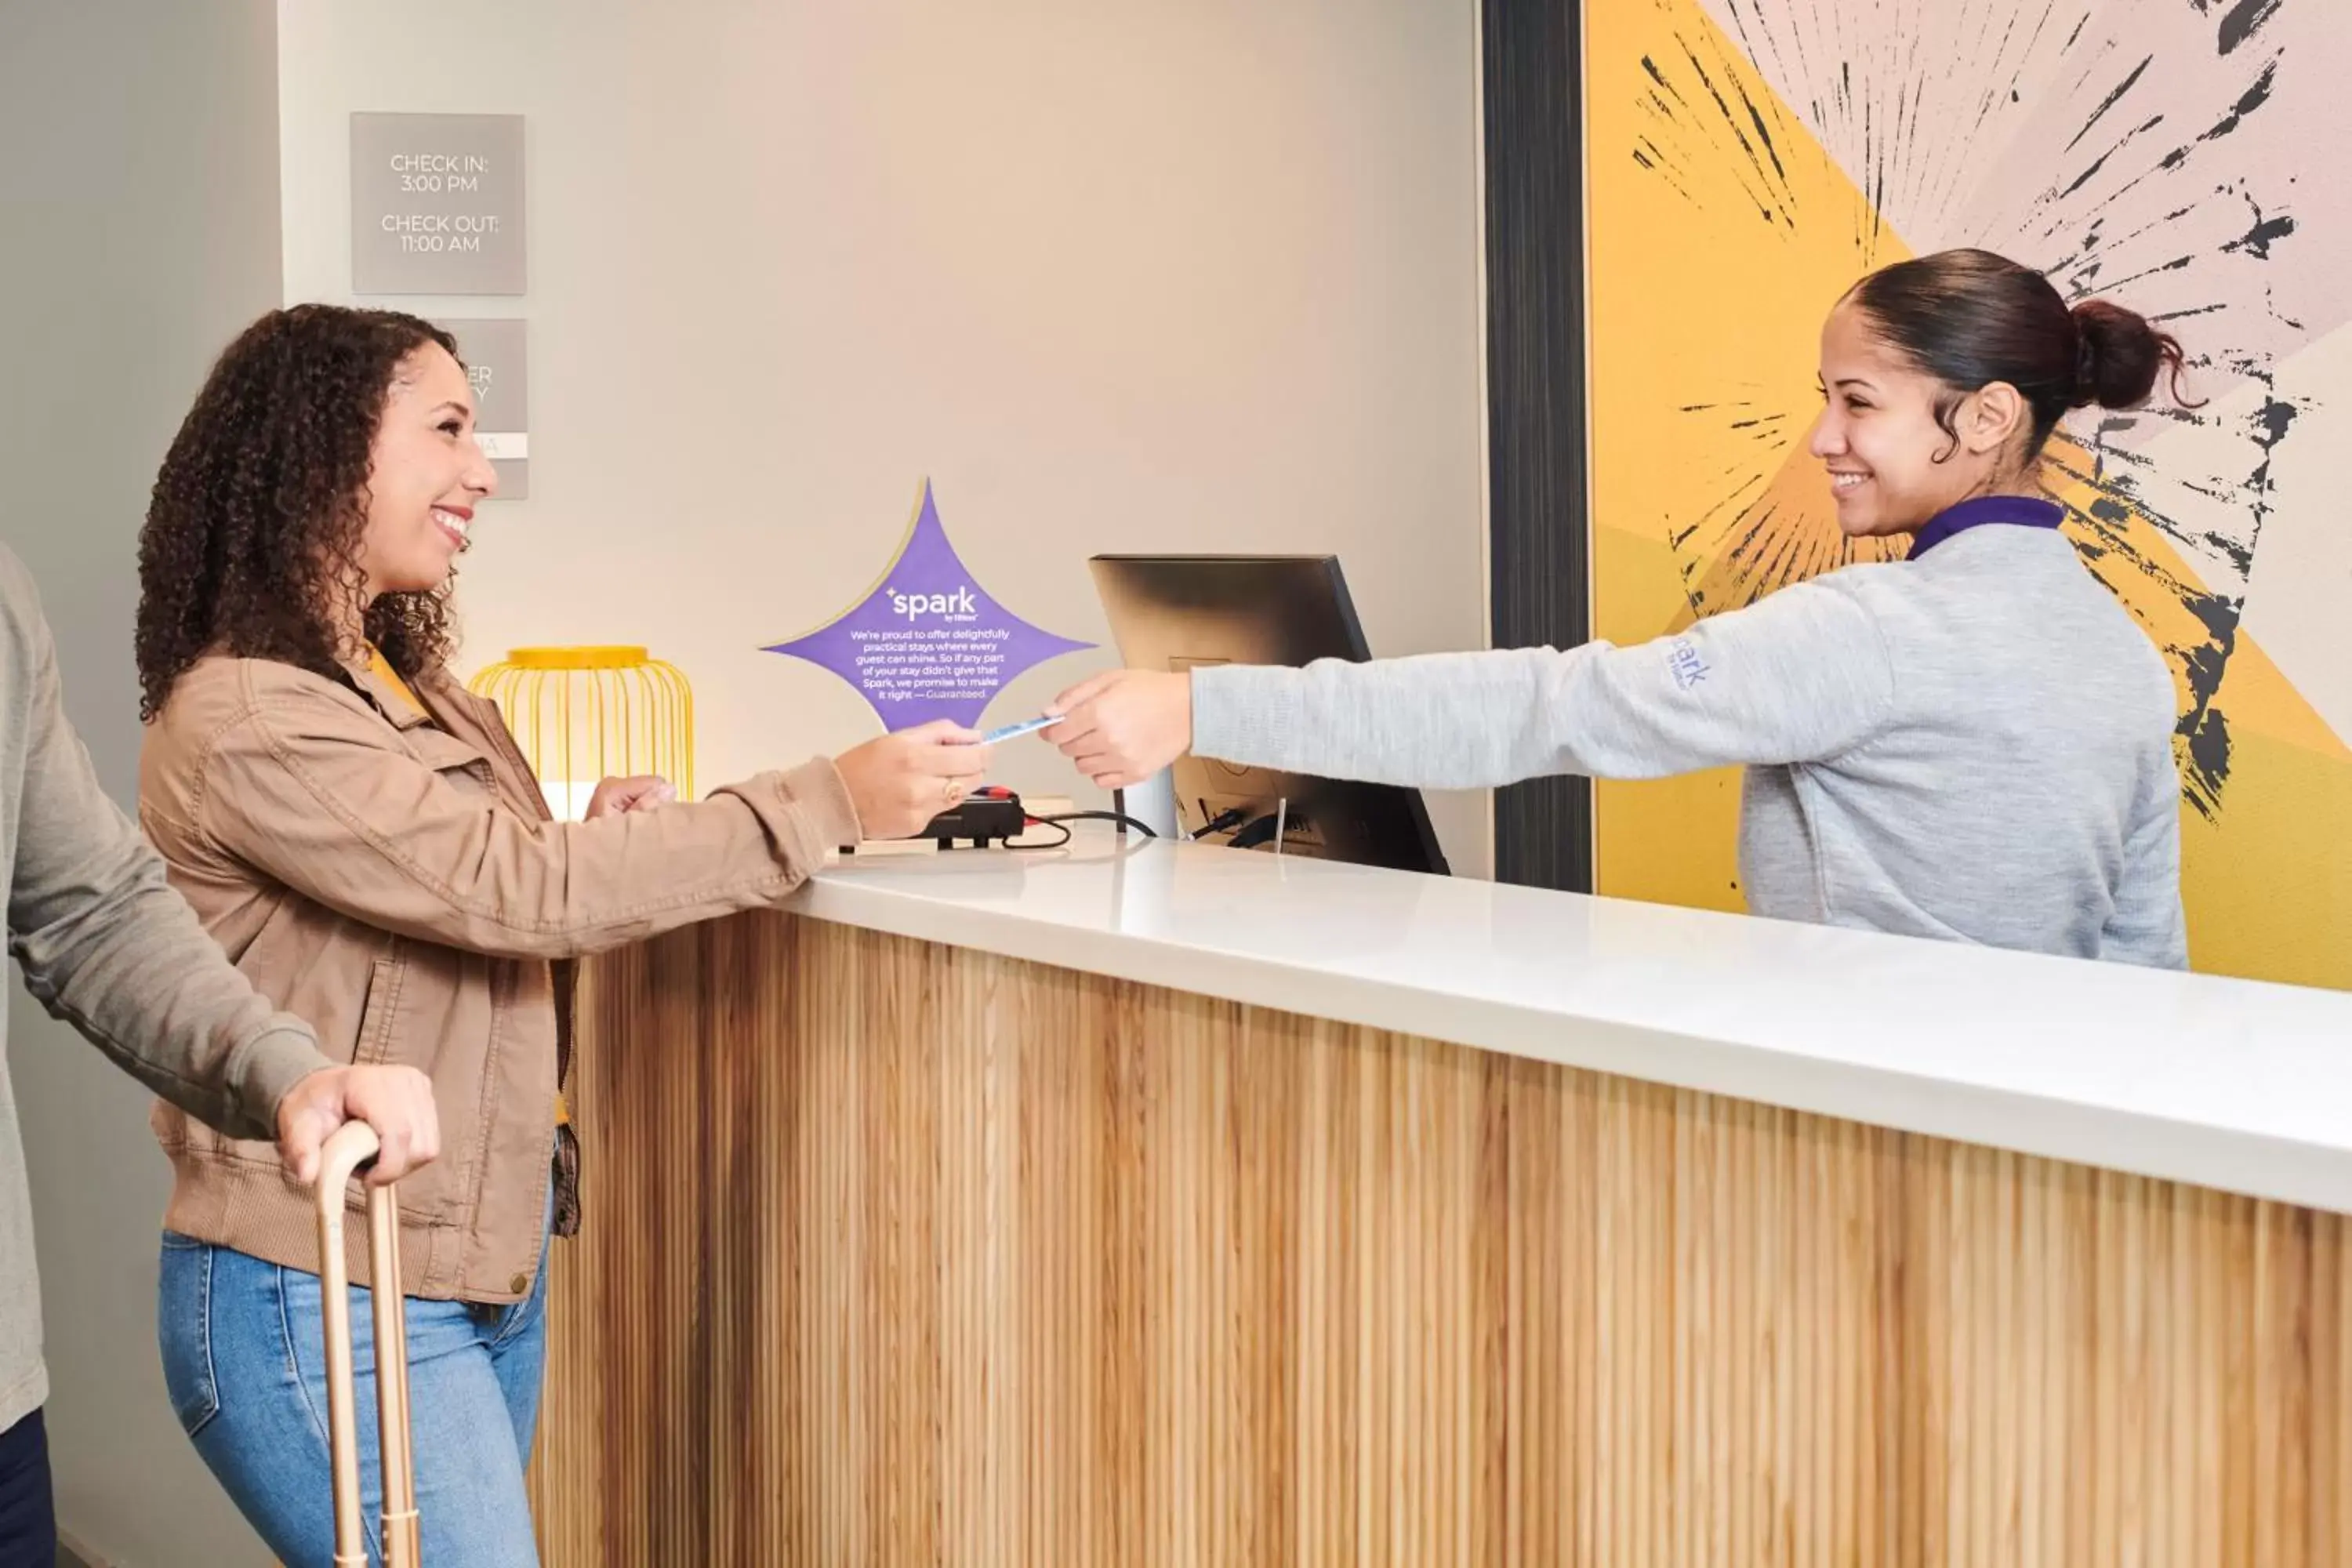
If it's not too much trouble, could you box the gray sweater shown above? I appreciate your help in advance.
[1192,524,2187,967]
[1,546,331,1433]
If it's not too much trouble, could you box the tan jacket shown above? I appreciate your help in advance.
[139,655,858,1301]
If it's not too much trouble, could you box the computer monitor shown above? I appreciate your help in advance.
[1087,554,1451,877]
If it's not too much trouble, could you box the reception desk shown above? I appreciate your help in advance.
[526,840,2350,1566]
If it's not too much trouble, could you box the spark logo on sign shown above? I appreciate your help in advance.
[889,586,979,622]
[763,481,1093,731]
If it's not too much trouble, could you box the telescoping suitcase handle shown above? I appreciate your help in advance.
[315,1122,421,1567]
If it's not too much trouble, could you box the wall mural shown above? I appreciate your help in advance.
[1586,0,2350,988]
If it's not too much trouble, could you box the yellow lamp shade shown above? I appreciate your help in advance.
[467,646,694,821]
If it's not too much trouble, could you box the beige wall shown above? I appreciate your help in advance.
[276,0,1491,873]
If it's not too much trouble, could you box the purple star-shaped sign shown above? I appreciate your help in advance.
[764,481,1094,731]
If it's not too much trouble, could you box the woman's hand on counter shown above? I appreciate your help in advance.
[1048,670,1191,789]
[836,720,993,839]
[585,775,677,818]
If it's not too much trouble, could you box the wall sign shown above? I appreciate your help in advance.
[437,318,529,498]
[350,112,526,295]
[764,481,1093,731]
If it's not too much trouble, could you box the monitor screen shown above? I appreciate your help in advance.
[1087,554,1450,877]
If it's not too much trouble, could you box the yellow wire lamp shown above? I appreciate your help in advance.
[466,647,694,821]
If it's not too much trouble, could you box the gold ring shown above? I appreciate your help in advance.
[942,777,960,807]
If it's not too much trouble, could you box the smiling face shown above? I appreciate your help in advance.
[1807,299,2023,540]
[354,342,497,599]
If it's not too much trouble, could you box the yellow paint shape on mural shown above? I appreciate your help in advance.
[1584,15,1900,589]
[1592,526,1745,914]
[1661,442,1906,635]
[2200,621,2352,763]
[1587,0,1910,918]
[1583,0,2351,989]
[2180,637,2352,990]
[2182,732,2352,990]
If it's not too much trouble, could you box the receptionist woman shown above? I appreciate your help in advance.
[1051,249,2194,968]
[133,304,993,1565]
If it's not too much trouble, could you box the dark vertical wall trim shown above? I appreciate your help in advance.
[1482,0,1593,893]
[2,5,290,1559]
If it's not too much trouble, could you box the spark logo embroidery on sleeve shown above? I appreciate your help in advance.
[1665,636,1711,691]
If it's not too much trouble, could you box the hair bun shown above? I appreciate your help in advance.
[2073,328,2102,405]
[2071,299,2183,411]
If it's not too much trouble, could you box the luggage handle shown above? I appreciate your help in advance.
[315,1123,420,1568]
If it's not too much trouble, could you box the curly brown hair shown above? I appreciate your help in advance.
[136,304,463,720]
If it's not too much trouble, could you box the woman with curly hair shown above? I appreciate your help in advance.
[136,304,989,1565]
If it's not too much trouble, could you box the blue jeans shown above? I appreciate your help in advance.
[158,1229,550,1567]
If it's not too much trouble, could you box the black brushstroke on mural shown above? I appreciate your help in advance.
[2064,56,2152,153]
[2031,56,2279,251]
[2212,0,2283,57]
[2046,445,2245,816]
[2222,211,2294,261]
[1940,0,2069,227]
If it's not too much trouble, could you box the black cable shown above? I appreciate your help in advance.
[1030,810,1158,838]
[1013,816,1074,849]
[1228,813,1282,851]
[1188,805,1250,840]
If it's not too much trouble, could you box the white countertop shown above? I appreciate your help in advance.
[792,838,2352,1215]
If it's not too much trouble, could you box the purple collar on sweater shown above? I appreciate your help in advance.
[1907,494,2063,560]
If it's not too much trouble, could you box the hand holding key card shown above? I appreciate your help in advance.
[976,714,1060,744]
